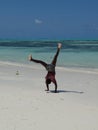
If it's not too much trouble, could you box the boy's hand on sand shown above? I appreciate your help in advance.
[58,43,62,49]
[28,55,32,61]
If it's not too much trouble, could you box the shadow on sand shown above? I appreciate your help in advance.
[49,90,84,94]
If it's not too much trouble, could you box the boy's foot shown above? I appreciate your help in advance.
[58,43,62,49]
[28,55,32,61]
[45,89,49,91]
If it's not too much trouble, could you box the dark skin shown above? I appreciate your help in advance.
[29,43,62,93]
[45,78,57,92]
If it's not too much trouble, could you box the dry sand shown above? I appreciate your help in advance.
[0,62,98,130]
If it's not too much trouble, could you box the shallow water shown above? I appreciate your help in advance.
[0,40,98,69]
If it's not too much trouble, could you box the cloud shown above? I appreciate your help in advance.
[34,19,43,24]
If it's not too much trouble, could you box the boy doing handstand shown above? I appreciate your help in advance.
[29,43,62,93]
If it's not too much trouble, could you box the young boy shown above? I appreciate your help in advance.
[29,43,62,93]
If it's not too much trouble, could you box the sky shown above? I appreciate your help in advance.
[0,0,98,40]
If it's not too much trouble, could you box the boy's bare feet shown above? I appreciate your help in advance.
[28,55,32,61]
[45,89,49,91]
[58,43,62,49]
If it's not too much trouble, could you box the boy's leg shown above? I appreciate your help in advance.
[51,43,62,66]
[29,55,47,68]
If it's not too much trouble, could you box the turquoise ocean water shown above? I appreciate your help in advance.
[0,40,98,69]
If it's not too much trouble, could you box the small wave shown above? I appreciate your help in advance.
[0,60,41,70]
[57,66,98,75]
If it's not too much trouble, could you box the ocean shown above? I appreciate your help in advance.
[0,40,98,69]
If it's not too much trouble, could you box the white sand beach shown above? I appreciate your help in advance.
[0,62,98,130]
